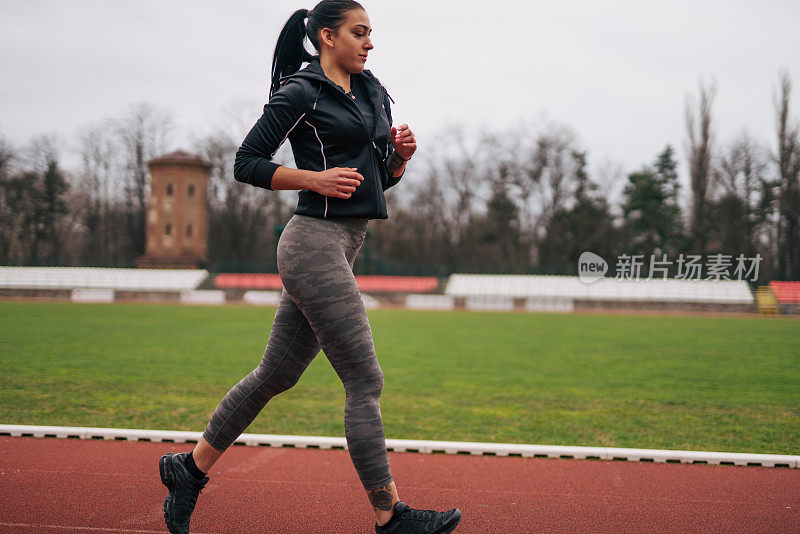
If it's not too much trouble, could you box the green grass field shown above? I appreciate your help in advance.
[1,300,798,455]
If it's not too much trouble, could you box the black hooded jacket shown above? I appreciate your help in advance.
[233,56,403,219]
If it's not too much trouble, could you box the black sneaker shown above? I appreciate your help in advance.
[375,500,462,533]
[159,452,209,534]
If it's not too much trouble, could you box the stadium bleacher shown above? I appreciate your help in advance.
[3,267,791,314]
[444,274,755,304]
[214,273,282,290]
[769,281,800,303]
[0,267,208,291]
[755,286,780,314]
[215,273,439,293]
[769,281,800,313]
[242,290,283,306]
[405,294,455,310]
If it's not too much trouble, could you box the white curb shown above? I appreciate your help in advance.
[0,424,796,468]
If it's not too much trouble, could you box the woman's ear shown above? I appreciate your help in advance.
[320,27,335,49]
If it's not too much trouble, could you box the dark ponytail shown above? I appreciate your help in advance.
[269,1,365,98]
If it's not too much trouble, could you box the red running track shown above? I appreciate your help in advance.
[0,436,797,533]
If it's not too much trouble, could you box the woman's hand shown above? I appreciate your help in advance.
[311,167,364,198]
[391,124,416,160]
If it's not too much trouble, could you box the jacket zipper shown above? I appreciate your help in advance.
[371,139,387,213]
[318,79,384,218]
[303,118,329,217]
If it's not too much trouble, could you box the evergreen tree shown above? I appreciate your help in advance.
[481,168,522,271]
[41,159,69,263]
[538,151,617,275]
[651,144,687,257]
[620,145,687,273]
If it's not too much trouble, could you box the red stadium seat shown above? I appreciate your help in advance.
[214,273,283,290]
[769,281,800,304]
[353,276,439,293]
[214,273,439,293]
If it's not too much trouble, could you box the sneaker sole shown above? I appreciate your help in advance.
[159,453,175,489]
[159,453,179,533]
[435,508,462,534]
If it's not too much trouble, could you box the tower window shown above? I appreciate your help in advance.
[165,223,172,235]
[166,183,173,195]
[188,184,195,196]
[186,224,193,237]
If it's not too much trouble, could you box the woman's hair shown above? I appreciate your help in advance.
[269,0,365,98]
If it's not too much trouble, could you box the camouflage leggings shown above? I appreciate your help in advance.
[202,213,393,490]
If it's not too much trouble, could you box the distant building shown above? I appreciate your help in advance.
[135,150,211,269]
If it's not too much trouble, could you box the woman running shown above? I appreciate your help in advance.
[158,2,462,533]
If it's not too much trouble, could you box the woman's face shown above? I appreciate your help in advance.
[330,9,373,73]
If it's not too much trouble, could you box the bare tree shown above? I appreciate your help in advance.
[0,134,17,260]
[714,128,768,206]
[684,77,717,254]
[195,125,284,269]
[773,70,800,280]
[75,119,120,264]
[594,157,626,219]
[55,171,92,266]
[482,120,545,237]
[707,128,771,260]
[423,121,487,246]
[23,135,69,263]
[529,123,579,246]
[370,165,451,273]
[115,102,175,258]
[0,135,13,176]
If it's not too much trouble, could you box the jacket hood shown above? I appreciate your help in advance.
[278,55,382,90]
[278,57,392,139]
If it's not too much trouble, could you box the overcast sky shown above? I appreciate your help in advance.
[1,0,799,201]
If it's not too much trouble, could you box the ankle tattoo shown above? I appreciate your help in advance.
[367,484,394,511]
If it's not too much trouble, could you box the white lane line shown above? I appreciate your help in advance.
[0,522,211,533]
[0,424,797,468]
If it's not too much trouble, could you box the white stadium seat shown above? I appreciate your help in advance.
[464,295,515,311]
[0,267,208,291]
[243,290,283,306]
[405,294,455,310]
[360,293,381,309]
[444,274,754,304]
[179,290,225,305]
[71,288,114,303]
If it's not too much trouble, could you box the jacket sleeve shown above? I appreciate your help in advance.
[382,88,405,191]
[233,80,307,191]
[383,147,406,190]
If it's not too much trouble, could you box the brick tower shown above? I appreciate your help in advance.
[135,150,211,269]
